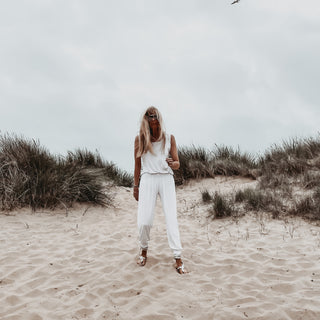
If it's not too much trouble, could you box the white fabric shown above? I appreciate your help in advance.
[141,133,173,176]
[137,173,182,259]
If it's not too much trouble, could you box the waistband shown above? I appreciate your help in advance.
[140,172,174,177]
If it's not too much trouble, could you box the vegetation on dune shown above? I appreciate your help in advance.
[175,146,214,185]
[0,134,133,212]
[199,135,320,221]
[1,131,320,221]
[258,137,320,180]
[210,192,235,219]
[201,189,213,203]
[289,187,320,220]
[66,149,133,187]
[175,144,257,185]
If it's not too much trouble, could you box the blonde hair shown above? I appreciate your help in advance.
[137,106,166,157]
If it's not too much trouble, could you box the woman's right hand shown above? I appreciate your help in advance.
[133,187,139,201]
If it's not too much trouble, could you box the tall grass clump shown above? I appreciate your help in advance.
[301,171,320,189]
[198,135,320,221]
[201,189,213,203]
[211,145,257,177]
[66,149,133,187]
[256,136,320,218]
[175,144,257,185]
[259,136,320,178]
[289,187,320,220]
[235,188,268,210]
[101,162,133,187]
[175,146,214,185]
[66,149,105,167]
[0,134,111,211]
[235,188,282,214]
[209,192,234,219]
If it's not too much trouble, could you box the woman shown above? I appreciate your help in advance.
[133,106,186,274]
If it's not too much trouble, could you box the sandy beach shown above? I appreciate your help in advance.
[1,177,320,320]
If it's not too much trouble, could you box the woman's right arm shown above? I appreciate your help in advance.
[133,136,141,201]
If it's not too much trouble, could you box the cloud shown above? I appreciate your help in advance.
[0,0,319,172]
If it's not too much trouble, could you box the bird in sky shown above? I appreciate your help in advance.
[231,0,240,4]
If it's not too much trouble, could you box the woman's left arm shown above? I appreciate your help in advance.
[167,135,180,170]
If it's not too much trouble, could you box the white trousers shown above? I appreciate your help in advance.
[137,173,182,259]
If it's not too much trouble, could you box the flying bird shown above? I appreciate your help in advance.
[231,0,240,4]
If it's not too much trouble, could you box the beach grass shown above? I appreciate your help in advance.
[210,192,234,219]
[1,132,320,220]
[199,135,320,221]
[66,149,133,187]
[0,134,132,211]
[175,144,257,185]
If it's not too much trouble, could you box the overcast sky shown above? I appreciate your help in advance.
[1,0,319,173]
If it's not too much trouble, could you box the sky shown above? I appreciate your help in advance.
[1,0,319,173]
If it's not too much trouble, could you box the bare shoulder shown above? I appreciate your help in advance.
[134,135,139,144]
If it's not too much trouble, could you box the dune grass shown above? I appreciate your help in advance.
[258,136,320,177]
[174,146,214,185]
[175,144,257,185]
[289,187,320,220]
[210,192,235,219]
[2,131,320,221]
[66,149,133,187]
[198,135,320,221]
[201,189,213,203]
[0,134,132,212]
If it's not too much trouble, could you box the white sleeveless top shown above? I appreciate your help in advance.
[141,133,174,176]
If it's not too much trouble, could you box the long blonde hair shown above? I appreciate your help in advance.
[137,106,166,157]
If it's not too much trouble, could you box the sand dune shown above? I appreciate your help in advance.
[1,177,320,319]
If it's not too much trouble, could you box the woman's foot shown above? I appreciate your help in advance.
[175,258,187,274]
[137,249,147,266]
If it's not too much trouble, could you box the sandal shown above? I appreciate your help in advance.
[176,262,186,274]
[137,254,147,266]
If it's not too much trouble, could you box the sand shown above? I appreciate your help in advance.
[1,177,320,320]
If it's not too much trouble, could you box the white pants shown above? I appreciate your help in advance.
[137,173,182,259]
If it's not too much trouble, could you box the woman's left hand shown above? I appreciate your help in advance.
[166,158,179,170]
[133,187,139,201]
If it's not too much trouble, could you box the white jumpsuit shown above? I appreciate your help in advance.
[137,133,183,259]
